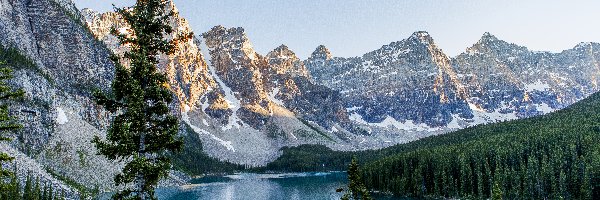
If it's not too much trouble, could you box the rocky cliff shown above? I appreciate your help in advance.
[0,0,119,197]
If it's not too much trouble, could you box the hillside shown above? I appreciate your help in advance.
[359,89,600,198]
[259,90,600,198]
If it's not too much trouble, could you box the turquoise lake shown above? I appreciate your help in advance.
[153,172,401,200]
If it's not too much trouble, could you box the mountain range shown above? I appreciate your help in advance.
[0,0,598,196]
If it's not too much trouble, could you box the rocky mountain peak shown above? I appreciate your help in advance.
[408,31,435,45]
[465,32,527,56]
[574,42,594,50]
[202,25,258,61]
[266,44,309,77]
[83,0,219,111]
[477,32,501,45]
[310,45,332,60]
[268,44,297,59]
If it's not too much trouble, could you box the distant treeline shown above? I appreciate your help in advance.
[0,169,66,200]
[170,124,245,175]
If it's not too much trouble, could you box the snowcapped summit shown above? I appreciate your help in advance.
[464,32,529,56]
[410,31,431,38]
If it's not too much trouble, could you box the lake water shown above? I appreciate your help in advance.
[154,172,401,200]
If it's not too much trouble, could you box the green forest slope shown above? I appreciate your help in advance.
[361,92,600,199]
[259,92,600,199]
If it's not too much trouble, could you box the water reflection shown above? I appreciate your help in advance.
[131,172,405,200]
[158,172,348,200]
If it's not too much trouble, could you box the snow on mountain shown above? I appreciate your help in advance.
[307,31,600,135]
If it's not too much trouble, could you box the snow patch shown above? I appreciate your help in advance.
[202,39,243,131]
[536,103,554,114]
[446,115,461,129]
[373,116,438,131]
[468,102,486,113]
[117,27,128,35]
[525,80,551,92]
[349,113,368,124]
[346,106,362,112]
[467,102,518,125]
[268,87,285,106]
[330,126,339,133]
[56,107,68,124]
[349,113,439,132]
[181,111,235,152]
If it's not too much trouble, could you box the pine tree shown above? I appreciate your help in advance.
[0,60,24,186]
[340,156,373,200]
[42,182,48,200]
[91,0,188,199]
[8,167,21,199]
[24,174,33,200]
[492,182,503,200]
[48,183,54,200]
[34,177,41,200]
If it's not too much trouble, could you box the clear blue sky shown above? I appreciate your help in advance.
[73,0,600,59]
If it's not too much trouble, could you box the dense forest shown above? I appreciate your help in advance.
[361,91,600,199]
[0,169,67,200]
[0,45,66,200]
[171,124,244,175]
[259,92,600,199]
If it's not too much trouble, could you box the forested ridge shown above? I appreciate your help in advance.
[361,92,600,199]
[259,92,600,199]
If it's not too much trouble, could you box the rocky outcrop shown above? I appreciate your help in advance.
[202,26,274,129]
[0,0,119,197]
[452,33,600,119]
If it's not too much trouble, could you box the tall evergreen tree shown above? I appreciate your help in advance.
[34,177,41,200]
[340,156,373,200]
[0,60,23,199]
[7,167,21,199]
[91,0,187,199]
[492,182,503,200]
[0,60,24,178]
[24,174,33,200]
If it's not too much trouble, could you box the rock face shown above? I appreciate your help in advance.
[0,0,119,197]
[307,32,471,128]
[83,4,354,167]
[306,32,600,131]
[82,2,219,111]
[201,26,274,129]
[452,33,600,119]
